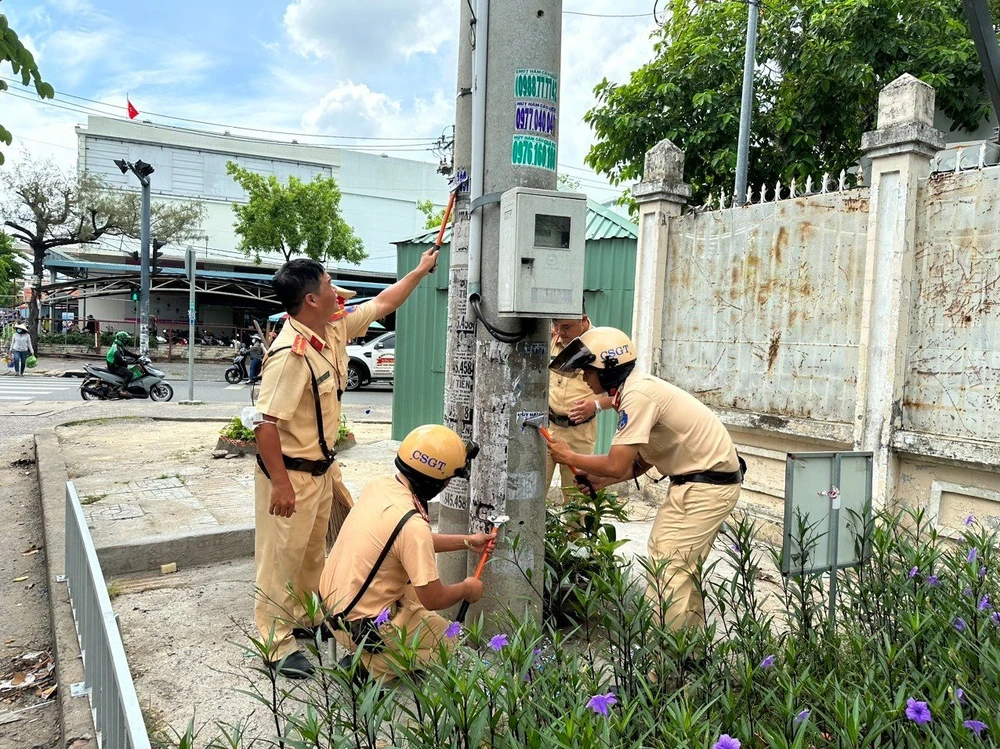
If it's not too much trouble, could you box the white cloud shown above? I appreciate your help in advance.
[284,0,454,67]
[302,82,402,131]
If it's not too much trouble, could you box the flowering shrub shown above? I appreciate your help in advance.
[166,505,1000,748]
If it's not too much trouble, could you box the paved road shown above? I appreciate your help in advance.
[0,375,395,408]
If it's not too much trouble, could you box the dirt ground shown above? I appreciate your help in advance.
[0,439,60,748]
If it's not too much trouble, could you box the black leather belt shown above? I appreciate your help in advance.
[548,409,595,428]
[256,453,335,478]
[670,455,747,487]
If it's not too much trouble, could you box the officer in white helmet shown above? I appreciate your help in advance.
[547,326,745,630]
[319,424,493,681]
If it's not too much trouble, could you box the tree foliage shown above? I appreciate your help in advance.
[0,157,204,346]
[416,199,446,229]
[585,0,1000,203]
[0,4,54,165]
[0,230,23,298]
[226,161,366,264]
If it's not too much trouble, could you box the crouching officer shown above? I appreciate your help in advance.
[547,310,614,503]
[320,425,492,682]
[546,327,745,630]
[252,251,438,678]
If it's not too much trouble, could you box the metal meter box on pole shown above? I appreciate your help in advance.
[497,187,586,317]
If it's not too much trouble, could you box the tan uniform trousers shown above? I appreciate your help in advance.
[332,586,451,681]
[645,480,740,630]
[254,460,352,662]
[544,419,598,503]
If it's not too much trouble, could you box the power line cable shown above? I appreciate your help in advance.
[1,75,443,142]
[5,89,443,152]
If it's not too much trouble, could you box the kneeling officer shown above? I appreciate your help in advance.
[320,425,492,681]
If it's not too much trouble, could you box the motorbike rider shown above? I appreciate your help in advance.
[247,334,264,383]
[106,331,141,397]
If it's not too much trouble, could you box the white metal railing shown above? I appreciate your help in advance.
[696,169,865,212]
[64,482,151,749]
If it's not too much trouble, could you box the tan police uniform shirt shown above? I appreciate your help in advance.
[549,327,594,418]
[611,371,738,477]
[320,475,439,620]
[257,301,379,459]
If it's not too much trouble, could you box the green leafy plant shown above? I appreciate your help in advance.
[173,507,1000,748]
[338,414,351,443]
[219,416,254,443]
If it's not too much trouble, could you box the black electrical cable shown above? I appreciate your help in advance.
[468,294,527,344]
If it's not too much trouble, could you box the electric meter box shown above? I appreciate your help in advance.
[497,187,587,318]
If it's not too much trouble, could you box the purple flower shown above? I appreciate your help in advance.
[909,566,919,579]
[794,709,811,723]
[969,548,978,564]
[965,587,974,597]
[964,720,987,736]
[926,575,940,587]
[905,698,932,725]
[374,609,390,627]
[956,688,966,704]
[731,543,741,553]
[713,736,741,749]
[959,536,966,544]
[965,515,976,527]
[444,621,462,639]
[979,567,988,578]
[954,617,967,632]
[759,654,776,669]
[586,692,617,716]
[488,634,508,651]
[992,611,1000,625]
[979,594,991,612]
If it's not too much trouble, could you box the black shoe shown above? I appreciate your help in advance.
[293,626,331,642]
[267,650,315,679]
[338,655,372,688]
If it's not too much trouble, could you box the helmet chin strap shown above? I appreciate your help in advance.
[395,457,447,508]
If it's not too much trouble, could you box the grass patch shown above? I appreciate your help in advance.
[106,580,124,599]
[79,493,107,505]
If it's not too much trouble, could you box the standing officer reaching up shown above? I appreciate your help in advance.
[250,250,439,678]
[546,326,745,631]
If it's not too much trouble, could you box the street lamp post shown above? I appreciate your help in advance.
[114,159,154,355]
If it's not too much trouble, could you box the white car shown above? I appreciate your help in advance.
[345,331,395,391]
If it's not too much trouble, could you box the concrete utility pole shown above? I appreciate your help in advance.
[438,0,477,588]
[734,0,759,206]
[465,0,563,623]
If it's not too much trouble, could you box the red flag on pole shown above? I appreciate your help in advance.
[127,98,139,119]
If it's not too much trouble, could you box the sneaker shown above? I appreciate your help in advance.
[266,650,314,679]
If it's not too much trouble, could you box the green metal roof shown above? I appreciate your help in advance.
[395,198,637,246]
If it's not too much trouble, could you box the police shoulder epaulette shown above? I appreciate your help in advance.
[291,335,308,356]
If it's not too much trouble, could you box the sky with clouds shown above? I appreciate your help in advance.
[1,0,660,202]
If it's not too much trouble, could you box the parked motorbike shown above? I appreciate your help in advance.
[80,358,174,401]
[225,347,251,384]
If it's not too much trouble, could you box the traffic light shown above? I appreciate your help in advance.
[152,238,166,276]
[131,289,139,302]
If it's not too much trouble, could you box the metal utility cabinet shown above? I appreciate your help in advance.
[497,187,587,317]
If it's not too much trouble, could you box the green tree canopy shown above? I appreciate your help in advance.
[0,3,54,165]
[0,230,23,299]
[226,161,366,265]
[417,199,446,229]
[585,0,1000,204]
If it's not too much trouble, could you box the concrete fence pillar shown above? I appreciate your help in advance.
[856,74,945,506]
[632,140,691,376]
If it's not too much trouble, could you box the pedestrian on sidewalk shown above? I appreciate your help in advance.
[249,249,439,678]
[8,324,33,376]
[547,327,746,632]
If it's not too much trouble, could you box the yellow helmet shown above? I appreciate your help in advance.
[397,425,478,482]
[549,326,637,393]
